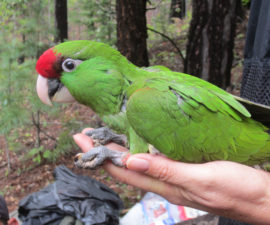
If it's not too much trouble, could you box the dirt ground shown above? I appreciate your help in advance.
[0,103,142,213]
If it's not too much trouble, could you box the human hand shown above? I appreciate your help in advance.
[73,128,270,225]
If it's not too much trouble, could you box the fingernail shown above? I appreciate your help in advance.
[127,156,149,172]
[72,134,79,140]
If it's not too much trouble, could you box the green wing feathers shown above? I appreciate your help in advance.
[126,76,270,165]
[49,41,270,165]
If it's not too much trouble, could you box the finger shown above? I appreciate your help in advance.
[73,133,94,152]
[103,162,185,205]
[126,153,199,186]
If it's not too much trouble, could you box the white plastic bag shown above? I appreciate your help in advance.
[120,192,207,225]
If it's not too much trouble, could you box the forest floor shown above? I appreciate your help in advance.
[0,21,247,220]
[0,103,143,213]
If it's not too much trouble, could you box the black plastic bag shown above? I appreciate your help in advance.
[18,165,123,225]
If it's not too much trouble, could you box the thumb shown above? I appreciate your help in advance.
[126,154,192,185]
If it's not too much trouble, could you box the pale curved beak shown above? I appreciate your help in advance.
[36,75,52,106]
[36,74,76,106]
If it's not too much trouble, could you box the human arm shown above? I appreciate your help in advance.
[73,129,270,225]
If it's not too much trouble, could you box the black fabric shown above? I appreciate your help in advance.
[241,0,270,106]
[18,165,123,225]
[0,195,9,225]
[218,217,253,225]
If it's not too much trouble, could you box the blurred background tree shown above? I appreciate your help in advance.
[184,0,242,89]
[116,0,149,67]
[54,0,68,42]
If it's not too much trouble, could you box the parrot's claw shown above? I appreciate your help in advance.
[74,146,129,169]
[85,127,127,147]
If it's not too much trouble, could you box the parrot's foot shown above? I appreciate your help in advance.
[85,127,127,146]
[74,146,129,169]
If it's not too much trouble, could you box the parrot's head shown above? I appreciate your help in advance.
[35,40,126,107]
[36,40,129,114]
[36,47,75,106]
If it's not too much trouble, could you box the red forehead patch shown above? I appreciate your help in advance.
[36,48,61,78]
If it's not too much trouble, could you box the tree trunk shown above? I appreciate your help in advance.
[184,0,240,89]
[54,0,68,43]
[116,0,149,67]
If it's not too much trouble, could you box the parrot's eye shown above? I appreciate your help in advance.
[62,58,82,72]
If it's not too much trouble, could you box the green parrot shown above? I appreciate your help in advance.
[35,40,270,169]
